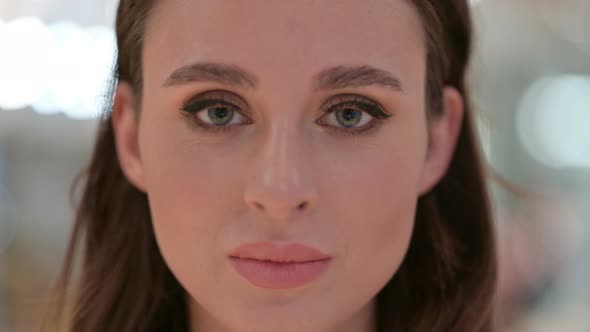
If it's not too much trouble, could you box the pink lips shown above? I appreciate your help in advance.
[228,242,332,289]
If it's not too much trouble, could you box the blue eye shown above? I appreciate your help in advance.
[179,90,252,134]
[179,91,392,137]
[315,94,393,137]
[337,108,363,128]
[196,102,248,126]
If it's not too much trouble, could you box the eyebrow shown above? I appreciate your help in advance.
[163,62,404,92]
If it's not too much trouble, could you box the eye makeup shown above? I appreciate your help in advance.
[178,90,393,137]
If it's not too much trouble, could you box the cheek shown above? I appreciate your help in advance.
[327,118,427,294]
[333,148,422,281]
[137,110,235,288]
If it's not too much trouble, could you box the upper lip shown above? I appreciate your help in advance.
[229,242,331,263]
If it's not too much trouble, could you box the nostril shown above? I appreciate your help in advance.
[251,201,308,214]
[254,202,265,211]
[298,201,307,210]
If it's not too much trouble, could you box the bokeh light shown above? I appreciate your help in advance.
[0,17,53,110]
[517,75,590,169]
[0,18,115,119]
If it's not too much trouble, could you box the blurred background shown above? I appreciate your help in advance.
[0,0,589,331]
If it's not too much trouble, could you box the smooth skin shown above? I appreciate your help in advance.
[112,0,464,331]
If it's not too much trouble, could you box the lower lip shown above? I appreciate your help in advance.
[229,257,332,289]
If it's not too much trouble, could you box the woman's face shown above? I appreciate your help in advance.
[114,0,462,331]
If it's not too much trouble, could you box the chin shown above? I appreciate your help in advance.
[224,311,333,332]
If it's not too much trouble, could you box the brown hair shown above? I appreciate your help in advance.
[43,0,497,331]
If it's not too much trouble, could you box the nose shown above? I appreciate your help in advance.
[244,122,318,223]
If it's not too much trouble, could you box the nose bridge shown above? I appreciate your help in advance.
[263,120,298,191]
[244,115,318,222]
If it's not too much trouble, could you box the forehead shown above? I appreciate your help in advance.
[142,0,426,91]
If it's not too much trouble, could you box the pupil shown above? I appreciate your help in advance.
[343,109,355,121]
[215,107,228,118]
[209,106,233,125]
[338,108,361,128]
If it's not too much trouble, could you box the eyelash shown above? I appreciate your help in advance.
[179,91,393,137]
